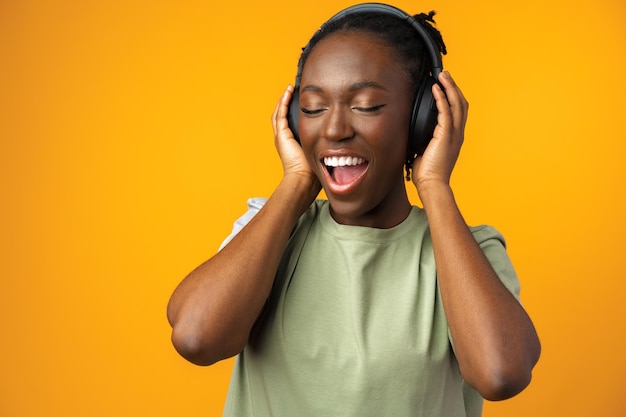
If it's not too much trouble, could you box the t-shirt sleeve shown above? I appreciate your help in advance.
[470,225,521,301]
[218,197,268,251]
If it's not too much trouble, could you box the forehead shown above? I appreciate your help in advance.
[301,31,407,86]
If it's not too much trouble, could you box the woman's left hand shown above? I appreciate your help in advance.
[412,71,469,193]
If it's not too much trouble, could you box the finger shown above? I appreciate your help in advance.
[274,85,294,136]
[278,85,293,122]
[272,91,284,133]
[438,72,468,129]
[273,85,292,126]
[432,81,452,137]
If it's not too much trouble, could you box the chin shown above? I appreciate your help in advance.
[325,194,376,226]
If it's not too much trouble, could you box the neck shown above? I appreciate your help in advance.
[329,178,412,229]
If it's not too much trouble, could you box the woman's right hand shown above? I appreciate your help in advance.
[272,86,314,176]
[272,85,321,197]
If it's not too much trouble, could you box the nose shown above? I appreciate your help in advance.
[322,106,355,142]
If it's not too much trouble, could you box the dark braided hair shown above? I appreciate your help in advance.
[297,10,447,180]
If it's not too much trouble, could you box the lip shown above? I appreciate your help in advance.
[319,150,369,196]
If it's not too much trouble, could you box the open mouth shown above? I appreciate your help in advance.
[323,155,369,185]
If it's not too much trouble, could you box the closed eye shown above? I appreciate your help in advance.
[352,104,386,113]
[301,104,385,115]
[301,107,325,115]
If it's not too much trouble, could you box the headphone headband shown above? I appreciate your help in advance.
[320,3,442,80]
[295,3,442,86]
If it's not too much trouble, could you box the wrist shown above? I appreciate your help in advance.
[416,180,455,209]
[277,172,321,213]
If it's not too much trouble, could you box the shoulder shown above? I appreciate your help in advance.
[218,198,326,251]
[217,198,268,251]
[469,224,521,300]
[469,224,507,248]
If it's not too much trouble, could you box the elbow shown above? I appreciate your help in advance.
[170,320,246,366]
[462,325,542,401]
[170,326,219,366]
[467,342,541,401]
[473,367,533,401]
[167,294,248,366]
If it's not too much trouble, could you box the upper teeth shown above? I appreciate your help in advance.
[323,156,365,167]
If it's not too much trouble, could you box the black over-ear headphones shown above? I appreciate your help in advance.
[287,2,443,157]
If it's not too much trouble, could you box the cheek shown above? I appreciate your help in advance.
[298,134,319,169]
[298,117,317,144]
[298,119,321,158]
[382,103,412,156]
[370,119,409,159]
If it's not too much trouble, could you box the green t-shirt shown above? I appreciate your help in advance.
[222,200,521,417]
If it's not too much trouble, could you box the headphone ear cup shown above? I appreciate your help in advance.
[410,77,438,156]
[287,88,301,143]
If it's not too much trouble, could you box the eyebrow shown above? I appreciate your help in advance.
[301,81,387,93]
[348,81,387,92]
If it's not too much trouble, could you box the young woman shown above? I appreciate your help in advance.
[167,4,540,416]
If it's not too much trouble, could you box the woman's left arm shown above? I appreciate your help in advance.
[413,72,541,401]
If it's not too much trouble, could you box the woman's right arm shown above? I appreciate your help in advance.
[166,85,320,366]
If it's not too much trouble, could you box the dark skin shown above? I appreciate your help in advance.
[297,32,413,228]
[167,31,540,401]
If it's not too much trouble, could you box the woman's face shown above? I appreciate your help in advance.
[298,31,414,228]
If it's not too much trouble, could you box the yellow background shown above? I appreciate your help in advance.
[2,0,625,415]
